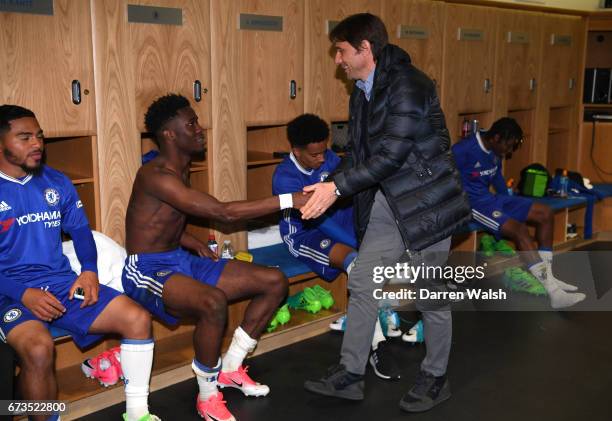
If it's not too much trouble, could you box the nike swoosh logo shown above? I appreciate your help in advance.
[207,413,222,421]
[231,378,243,387]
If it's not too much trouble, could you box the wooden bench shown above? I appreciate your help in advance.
[450,192,611,254]
[6,243,347,419]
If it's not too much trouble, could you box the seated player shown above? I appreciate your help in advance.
[451,117,585,308]
[0,105,158,421]
[272,113,402,381]
[123,94,310,421]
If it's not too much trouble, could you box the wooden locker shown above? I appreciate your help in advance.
[495,10,542,113]
[381,0,445,89]
[240,0,304,125]
[494,10,542,182]
[442,4,498,135]
[128,0,212,131]
[0,0,95,137]
[304,0,381,121]
[540,14,584,108]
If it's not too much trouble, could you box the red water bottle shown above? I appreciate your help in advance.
[461,118,470,138]
[207,234,218,254]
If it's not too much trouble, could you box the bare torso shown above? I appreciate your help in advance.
[125,158,189,254]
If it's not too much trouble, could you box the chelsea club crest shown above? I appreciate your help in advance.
[3,308,22,323]
[44,188,60,206]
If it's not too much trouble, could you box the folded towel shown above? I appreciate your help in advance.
[62,231,127,292]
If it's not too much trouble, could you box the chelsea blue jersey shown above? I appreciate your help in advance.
[0,165,90,289]
[273,150,344,237]
[451,131,508,206]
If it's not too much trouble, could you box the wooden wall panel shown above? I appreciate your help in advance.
[494,9,542,113]
[304,0,381,122]
[578,122,612,183]
[382,0,445,87]
[585,31,612,68]
[504,109,536,182]
[540,14,583,108]
[0,0,95,137]
[91,0,140,245]
[210,0,248,250]
[129,0,212,131]
[442,4,498,135]
[240,0,304,126]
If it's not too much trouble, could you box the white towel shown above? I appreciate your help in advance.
[62,231,127,292]
[247,224,282,249]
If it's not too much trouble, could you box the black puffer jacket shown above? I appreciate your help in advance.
[332,44,471,251]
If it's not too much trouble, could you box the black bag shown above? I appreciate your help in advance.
[554,168,584,188]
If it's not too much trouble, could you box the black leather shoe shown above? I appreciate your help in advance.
[399,370,451,412]
[304,363,365,401]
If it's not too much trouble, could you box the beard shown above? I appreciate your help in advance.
[4,148,42,174]
[22,161,42,175]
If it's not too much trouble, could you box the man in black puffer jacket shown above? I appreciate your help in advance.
[302,13,471,413]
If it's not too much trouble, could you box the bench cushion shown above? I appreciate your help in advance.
[593,184,612,198]
[250,244,312,278]
[533,196,588,211]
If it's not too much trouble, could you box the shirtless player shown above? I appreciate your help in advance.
[122,94,309,421]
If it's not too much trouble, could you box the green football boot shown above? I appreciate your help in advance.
[266,303,291,333]
[287,288,322,314]
[311,285,335,310]
[275,303,291,324]
[494,239,517,256]
[503,267,546,296]
[479,234,496,258]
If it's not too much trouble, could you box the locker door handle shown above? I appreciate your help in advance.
[194,80,202,102]
[484,78,492,93]
[569,78,575,90]
[529,78,537,91]
[71,80,82,105]
[289,80,297,99]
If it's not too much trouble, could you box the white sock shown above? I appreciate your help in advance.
[529,262,585,308]
[192,358,221,401]
[538,250,578,291]
[538,250,553,264]
[346,258,356,276]
[121,339,154,421]
[371,317,386,350]
[222,326,257,372]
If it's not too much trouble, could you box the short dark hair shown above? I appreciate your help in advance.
[487,117,524,150]
[144,94,190,145]
[329,13,389,60]
[0,104,36,139]
[287,114,329,148]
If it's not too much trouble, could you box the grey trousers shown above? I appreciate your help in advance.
[340,190,452,377]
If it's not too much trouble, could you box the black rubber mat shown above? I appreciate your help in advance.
[78,310,612,421]
[574,242,612,298]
